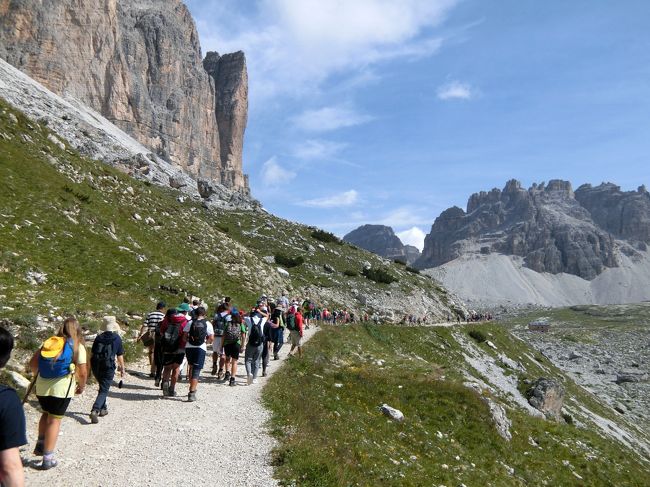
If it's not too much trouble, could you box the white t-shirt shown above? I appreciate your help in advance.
[184,319,214,351]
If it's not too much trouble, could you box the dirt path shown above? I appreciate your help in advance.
[22,326,318,487]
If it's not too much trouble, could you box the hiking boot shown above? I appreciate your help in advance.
[99,409,109,417]
[229,376,236,387]
[188,390,197,402]
[41,456,58,470]
[90,410,99,424]
[224,371,231,381]
[162,380,170,396]
[262,370,267,377]
[154,378,161,388]
[33,441,44,456]
[211,364,218,376]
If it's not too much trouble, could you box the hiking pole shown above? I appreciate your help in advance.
[22,373,38,404]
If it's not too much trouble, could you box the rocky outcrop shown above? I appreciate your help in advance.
[0,0,248,192]
[526,378,565,419]
[343,225,421,264]
[575,183,650,245]
[416,179,621,280]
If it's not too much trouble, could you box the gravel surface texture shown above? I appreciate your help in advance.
[22,326,317,486]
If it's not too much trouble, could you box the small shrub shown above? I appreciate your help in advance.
[274,253,305,268]
[405,266,420,274]
[362,267,397,285]
[343,269,359,277]
[311,229,342,245]
[393,259,406,265]
[468,329,487,343]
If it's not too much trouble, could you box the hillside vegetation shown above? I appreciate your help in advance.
[265,323,650,486]
[0,98,452,347]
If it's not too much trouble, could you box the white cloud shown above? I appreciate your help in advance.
[301,190,359,208]
[437,80,474,100]
[396,226,427,251]
[261,156,296,186]
[292,139,347,160]
[292,105,373,132]
[193,0,459,99]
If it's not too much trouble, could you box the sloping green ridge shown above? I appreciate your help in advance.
[0,98,449,342]
[264,323,650,486]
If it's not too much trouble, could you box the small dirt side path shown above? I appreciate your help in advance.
[22,326,318,487]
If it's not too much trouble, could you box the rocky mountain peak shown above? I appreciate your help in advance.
[343,225,421,265]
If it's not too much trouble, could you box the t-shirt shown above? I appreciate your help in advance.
[184,320,214,351]
[145,310,165,330]
[92,332,124,367]
[0,385,27,451]
[36,344,87,398]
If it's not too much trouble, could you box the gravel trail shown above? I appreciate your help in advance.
[22,327,317,487]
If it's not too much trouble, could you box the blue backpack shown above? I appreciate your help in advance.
[38,337,74,379]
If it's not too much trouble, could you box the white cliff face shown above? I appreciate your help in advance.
[0,0,249,192]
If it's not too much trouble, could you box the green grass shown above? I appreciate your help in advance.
[264,324,650,486]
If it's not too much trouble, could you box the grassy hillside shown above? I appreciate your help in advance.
[264,323,650,486]
[0,98,452,348]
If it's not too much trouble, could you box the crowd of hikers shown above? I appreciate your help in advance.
[0,291,319,483]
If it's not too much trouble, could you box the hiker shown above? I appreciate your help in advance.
[29,317,87,469]
[211,299,231,378]
[0,327,26,486]
[244,306,267,384]
[184,307,214,402]
[286,306,304,358]
[89,316,125,423]
[270,302,285,360]
[159,308,188,397]
[277,291,289,311]
[221,308,246,386]
[176,302,192,381]
[260,304,273,376]
[302,298,312,329]
[139,301,166,378]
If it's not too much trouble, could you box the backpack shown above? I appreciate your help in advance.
[38,337,74,379]
[248,315,264,347]
[286,313,297,331]
[162,322,182,353]
[224,321,241,342]
[188,319,208,346]
[91,333,115,377]
[213,312,227,336]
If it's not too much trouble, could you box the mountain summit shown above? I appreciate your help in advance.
[343,225,421,264]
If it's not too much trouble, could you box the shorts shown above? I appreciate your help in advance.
[289,330,302,347]
[37,395,72,419]
[212,335,224,355]
[223,342,241,360]
[163,352,185,366]
[185,348,206,379]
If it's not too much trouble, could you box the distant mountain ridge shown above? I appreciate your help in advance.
[343,225,421,265]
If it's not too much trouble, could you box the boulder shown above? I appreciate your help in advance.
[380,404,404,422]
[615,370,648,384]
[526,378,565,419]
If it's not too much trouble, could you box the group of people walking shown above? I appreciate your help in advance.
[0,292,313,483]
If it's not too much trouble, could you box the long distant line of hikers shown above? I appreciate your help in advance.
[0,292,323,484]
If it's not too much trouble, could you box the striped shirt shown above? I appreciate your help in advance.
[145,310,165,330]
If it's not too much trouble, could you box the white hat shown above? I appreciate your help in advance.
[103,316,119,332]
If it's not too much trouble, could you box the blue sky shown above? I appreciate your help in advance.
[186,0,650,250]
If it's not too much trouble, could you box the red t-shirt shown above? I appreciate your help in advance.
[295,312,304,335]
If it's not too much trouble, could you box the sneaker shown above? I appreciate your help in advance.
[41,456,58,470]
[229,377,236,387]
[247,375,253,385]
[90,410,99,424]
[224,371,231,381]
[162,380,170,396]
[188,391,197,402]
[99,409,109,417]
[33,441,44,456]
[211,364,218,376]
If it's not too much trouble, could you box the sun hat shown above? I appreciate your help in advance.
[177,303,191,312]
[41,336,66,358]
[103,316,119,332]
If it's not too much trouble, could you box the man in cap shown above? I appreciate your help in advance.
[89,316,125,424]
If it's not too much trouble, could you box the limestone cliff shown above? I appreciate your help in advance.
[0,0,248,192]
[344,225,421,265]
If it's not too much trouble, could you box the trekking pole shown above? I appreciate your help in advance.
[22,373,38,404]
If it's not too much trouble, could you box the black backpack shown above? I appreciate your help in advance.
[248,315,264,347]
[213,312,227,337]
[91,333,115,377]
[162,322,182,353]
[188,319,208,346]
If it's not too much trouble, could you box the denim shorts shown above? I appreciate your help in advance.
[185,348,206,379]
